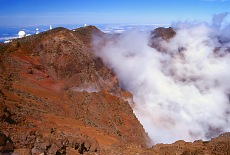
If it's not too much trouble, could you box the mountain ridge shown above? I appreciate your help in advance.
[0,25,230,154]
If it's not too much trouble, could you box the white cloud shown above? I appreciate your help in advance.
[94,18,230,144]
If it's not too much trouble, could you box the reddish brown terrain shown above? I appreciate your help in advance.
[0,26,230,154]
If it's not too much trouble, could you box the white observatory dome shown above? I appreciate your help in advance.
[36,28,39,34]
[18,31,26,38]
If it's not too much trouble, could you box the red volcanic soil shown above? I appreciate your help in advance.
[0,26,149,154]
[0,26,230,154]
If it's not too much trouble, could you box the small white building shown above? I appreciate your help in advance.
[18,31,26,38]
[50,25,52,30]
[36,28,39,34]
[4,40,12,44]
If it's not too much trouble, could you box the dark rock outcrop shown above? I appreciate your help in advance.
[152,27,176,40]
[0,132,14,154]
[149,27,176,52]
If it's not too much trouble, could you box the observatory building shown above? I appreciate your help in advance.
[36,28,39,34]
[18,31,26,38]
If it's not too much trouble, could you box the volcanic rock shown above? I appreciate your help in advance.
[0,26,149,154]
[0,132,14,154]
[152,27,176,40]
[149,27,176,52]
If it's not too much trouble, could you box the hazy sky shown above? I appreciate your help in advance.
[0,0,229,26]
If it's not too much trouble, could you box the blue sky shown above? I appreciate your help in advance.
[0,0,229,26]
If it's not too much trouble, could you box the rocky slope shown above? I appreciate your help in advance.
[0,26,149,154]
[0,26,230,155]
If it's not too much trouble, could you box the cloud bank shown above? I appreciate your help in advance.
[93,16,230,144]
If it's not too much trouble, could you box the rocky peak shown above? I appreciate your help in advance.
[149,27,176,51]
[152,27,176,40]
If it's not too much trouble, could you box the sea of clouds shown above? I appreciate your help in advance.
[93,13,230,144]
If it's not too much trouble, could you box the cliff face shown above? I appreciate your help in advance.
[0,26,230,155]
[0,26,149,154]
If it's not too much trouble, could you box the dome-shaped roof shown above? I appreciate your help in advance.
[18,31,26,38]
[18,31,26,36]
